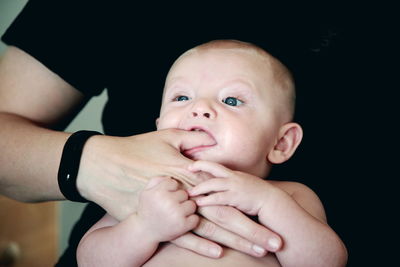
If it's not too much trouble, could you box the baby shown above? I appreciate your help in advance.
[77,40,347,267]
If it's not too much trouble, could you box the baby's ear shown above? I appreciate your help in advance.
[268,122,303,164]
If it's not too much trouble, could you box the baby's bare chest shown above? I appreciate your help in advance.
[143,243,280,267]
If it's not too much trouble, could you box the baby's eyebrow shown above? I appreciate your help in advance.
[164,84,190,95]
[163,81,193,100]
[164,83,191,97]
[220,78,256,90]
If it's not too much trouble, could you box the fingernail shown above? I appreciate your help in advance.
[210,247,221,258]
[268,237,281,251]
[195,197,203,204]
[188,189,196,196]
[252,244,266,255]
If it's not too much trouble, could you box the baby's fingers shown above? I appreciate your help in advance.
[181,200,197,215]
[186,214,200,230]
[188,160,231,178]
[188,178,228,196]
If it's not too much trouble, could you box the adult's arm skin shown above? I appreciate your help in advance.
[0,46,208,209]
[0,46,281,257]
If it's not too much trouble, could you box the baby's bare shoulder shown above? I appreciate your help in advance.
[269,180,310,195]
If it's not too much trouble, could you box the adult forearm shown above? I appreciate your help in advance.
[0,112,68,202]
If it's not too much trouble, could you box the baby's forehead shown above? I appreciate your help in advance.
[171,52,256,81]
[178,46,271,64]
[169,47,290,89]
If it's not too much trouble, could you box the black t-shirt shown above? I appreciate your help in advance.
[2,1,355,266]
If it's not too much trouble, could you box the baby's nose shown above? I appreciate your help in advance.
[190,98,216,119]
[192,111,211,118]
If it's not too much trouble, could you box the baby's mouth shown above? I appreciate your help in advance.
[189,127,216,142]
[182,127,217,158]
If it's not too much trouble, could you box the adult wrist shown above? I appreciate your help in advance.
[58,130,103,202]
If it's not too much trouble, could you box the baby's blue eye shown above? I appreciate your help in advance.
[222,97,244,106]
[174,95,190,101]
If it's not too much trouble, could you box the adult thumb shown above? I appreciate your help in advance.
[162,129,216,152]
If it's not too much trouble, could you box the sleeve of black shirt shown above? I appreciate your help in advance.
[1,0,107,96]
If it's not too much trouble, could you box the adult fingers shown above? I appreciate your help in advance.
[160,129,216,152]
[171,232,223,259]
[193,216,267,257]
[199,206,282,253]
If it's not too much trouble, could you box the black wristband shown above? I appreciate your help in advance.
[58,130,102,202]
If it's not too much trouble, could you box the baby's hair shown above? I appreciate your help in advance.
[177,39,296,120]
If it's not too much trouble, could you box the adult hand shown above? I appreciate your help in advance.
[171,205,282,258]
[77,128,281,259]
[76,128,216,221]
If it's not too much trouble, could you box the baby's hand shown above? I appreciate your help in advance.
[137,177,199,242]
[188,161,272,216]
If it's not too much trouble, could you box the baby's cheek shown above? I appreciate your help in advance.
[220,131,251,158]
[157,113,179,130]
[225,131,266,166]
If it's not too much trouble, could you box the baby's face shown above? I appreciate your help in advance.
[158,49,285,176]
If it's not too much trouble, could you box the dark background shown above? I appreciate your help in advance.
[270,12,395,266]
[3,1,396,266]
